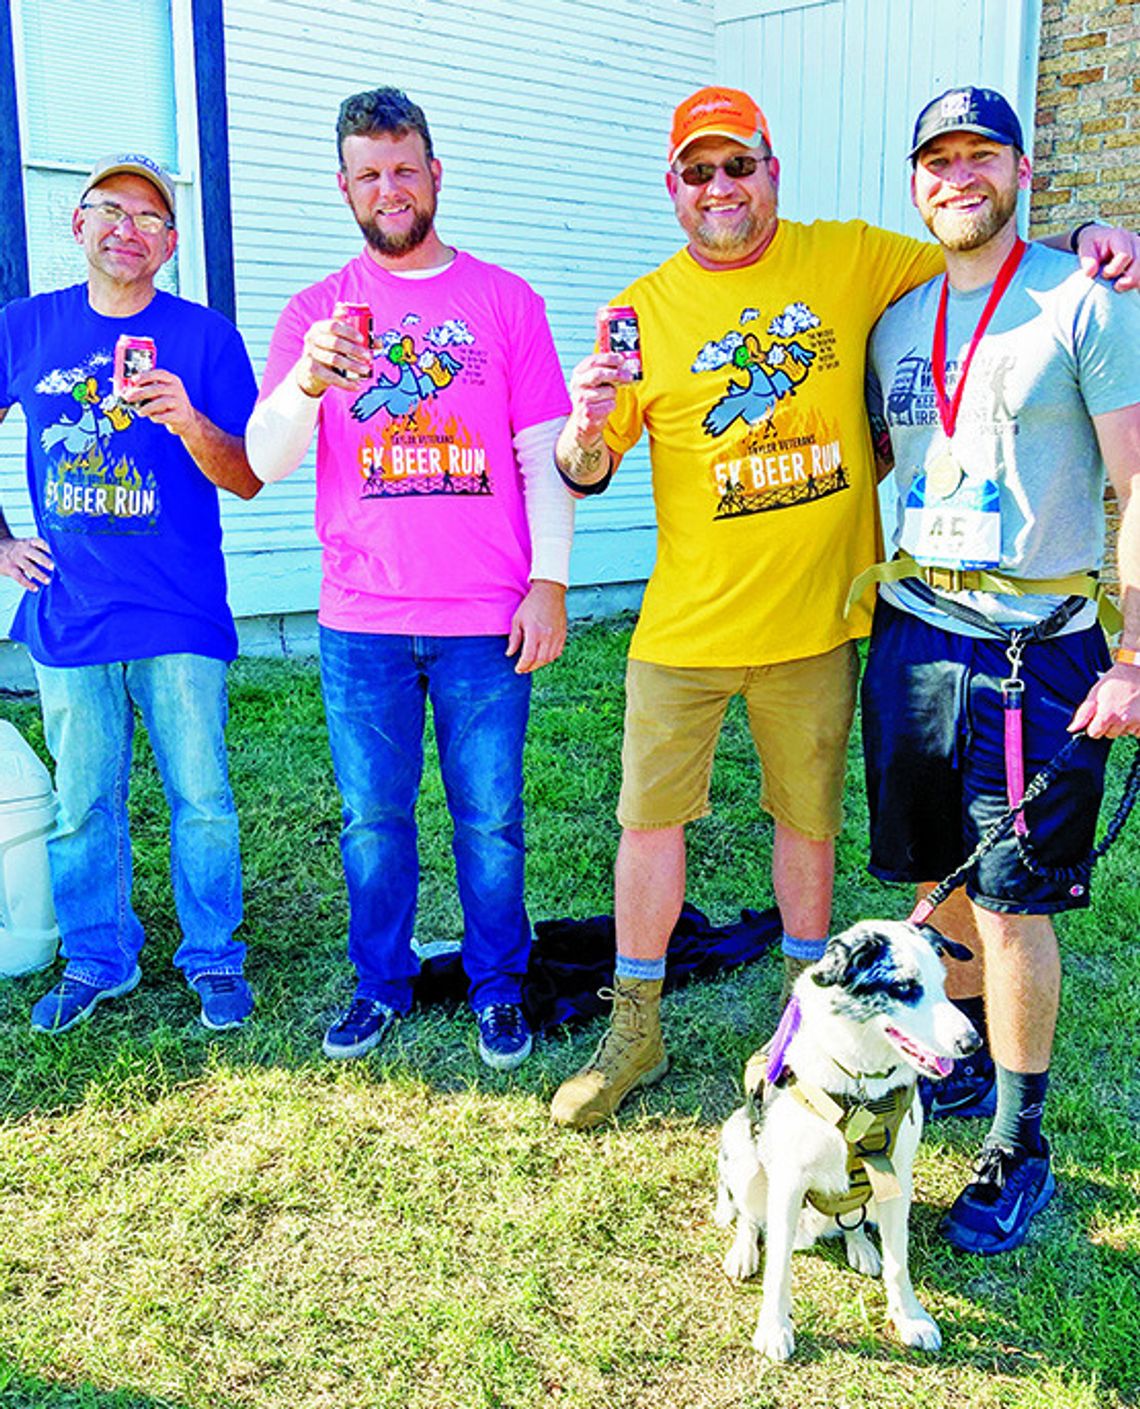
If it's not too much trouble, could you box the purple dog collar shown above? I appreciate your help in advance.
[765,994,802,1085]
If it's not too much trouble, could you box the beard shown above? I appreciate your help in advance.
[922,184,1019,251]
[692,209,761,260]
[353,192,436,256]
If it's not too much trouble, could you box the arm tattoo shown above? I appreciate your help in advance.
[559,438,609,484]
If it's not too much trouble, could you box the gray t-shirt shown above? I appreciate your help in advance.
[867,241,1140,635]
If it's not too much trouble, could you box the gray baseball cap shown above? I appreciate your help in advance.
[81,153,176,215]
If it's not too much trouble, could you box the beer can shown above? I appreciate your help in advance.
[113,335,157,398]
[334,301,373,349]
[596,305,642,381]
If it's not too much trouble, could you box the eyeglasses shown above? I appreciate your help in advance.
[80,201,174,234]
[676,154,770,187]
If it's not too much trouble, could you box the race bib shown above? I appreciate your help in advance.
[901,453,1001,570]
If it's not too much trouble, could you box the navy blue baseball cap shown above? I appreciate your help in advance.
[908,86,1024,161]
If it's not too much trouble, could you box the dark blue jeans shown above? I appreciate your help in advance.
[319,627,532,1012]
[33,654,244,988]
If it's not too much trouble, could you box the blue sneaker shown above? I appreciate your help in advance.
[192,973,254,1031]
[322,998,397,1059]
[940,1139,1055,1255]
[476,1003,533,1071]
[920,1045,997,1120]
[30,967,142,1034]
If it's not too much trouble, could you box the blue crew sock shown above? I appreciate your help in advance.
[989,1065,1049,1155]
[615,954,667,983]
[781,933,828,964]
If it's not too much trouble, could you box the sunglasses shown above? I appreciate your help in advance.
[676,153,770,187]
[80,201,174,235]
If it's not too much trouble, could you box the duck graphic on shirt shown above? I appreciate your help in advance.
[35,359,156,533]
[701,334,816,437]
[350,327,465,425]
[40,377,116,456]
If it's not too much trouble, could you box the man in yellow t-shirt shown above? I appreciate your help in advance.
[547,84,1130,1131]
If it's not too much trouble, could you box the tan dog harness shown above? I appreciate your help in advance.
[784,1075,915,1219]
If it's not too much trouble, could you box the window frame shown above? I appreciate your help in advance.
[2,0,236,319]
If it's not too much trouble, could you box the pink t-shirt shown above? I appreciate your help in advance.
[260,251,570,635]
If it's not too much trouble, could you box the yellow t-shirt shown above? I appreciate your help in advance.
[604,220,944,667]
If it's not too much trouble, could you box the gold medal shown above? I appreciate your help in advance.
[925,448,964,501]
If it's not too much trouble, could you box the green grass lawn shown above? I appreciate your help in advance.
[1,616,1137,1409]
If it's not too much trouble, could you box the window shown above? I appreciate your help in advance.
[2,0,235,315]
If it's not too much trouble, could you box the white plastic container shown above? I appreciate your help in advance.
[0,718,60,976]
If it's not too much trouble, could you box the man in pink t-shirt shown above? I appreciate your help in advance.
[248,88,572,1070]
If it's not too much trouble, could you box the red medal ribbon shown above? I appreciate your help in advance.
[931,238,1026,439]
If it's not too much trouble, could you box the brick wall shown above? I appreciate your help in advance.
[1031,0,1139,596]
[1031,0,1140,233]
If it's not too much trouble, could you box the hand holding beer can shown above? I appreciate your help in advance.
[596,305,642,381]
[113,335,157,398]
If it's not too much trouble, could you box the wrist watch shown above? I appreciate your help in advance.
[1115,646,1140,666]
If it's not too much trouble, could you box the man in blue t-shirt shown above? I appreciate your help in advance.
[0,153,262,1034]
[863,88,1140,1256]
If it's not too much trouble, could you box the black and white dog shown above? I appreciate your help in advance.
[716,920,979,1361]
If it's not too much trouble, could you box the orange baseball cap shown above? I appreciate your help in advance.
[669,86,772,164]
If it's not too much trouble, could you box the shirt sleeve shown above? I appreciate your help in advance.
[202,315,259,437]
[601,382,644,460]
[258,293,313,402]
[0,305,13,408]
[515,416,574,584]
[1073,282,1140,417]
[861,225,945,318]
[507,284,571,436]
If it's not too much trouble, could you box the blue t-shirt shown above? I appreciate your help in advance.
[0,285,257,665]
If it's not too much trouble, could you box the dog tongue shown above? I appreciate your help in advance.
[933,1056,954,1077]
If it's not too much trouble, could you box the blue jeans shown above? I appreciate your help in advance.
[33,654,245,988]
[319,627,532,1013]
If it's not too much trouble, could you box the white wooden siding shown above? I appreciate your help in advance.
[714,0,1041,235]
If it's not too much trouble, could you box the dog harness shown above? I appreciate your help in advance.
[784,1075,915,1219]
[755,998,915,1220]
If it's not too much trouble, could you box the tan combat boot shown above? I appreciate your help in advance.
[742,953,817,1100]
[550,976,668,1129]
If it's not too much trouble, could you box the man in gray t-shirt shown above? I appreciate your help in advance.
[862,86,1140,1257]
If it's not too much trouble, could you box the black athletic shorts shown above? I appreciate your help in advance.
[861,598,1112,914]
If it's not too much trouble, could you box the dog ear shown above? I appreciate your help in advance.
[918,924,973,963]
[810,943,847,988]
[811,927,889,989]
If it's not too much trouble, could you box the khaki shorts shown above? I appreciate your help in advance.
[618,643,859,839]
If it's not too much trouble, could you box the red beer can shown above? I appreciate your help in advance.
[333,302,372,381]
[596,304,642,381]
[334,301,373,348]
[113,335,157,397]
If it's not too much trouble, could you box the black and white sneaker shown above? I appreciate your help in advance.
[322,998,397,1060]
[476,1003,533,1071]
